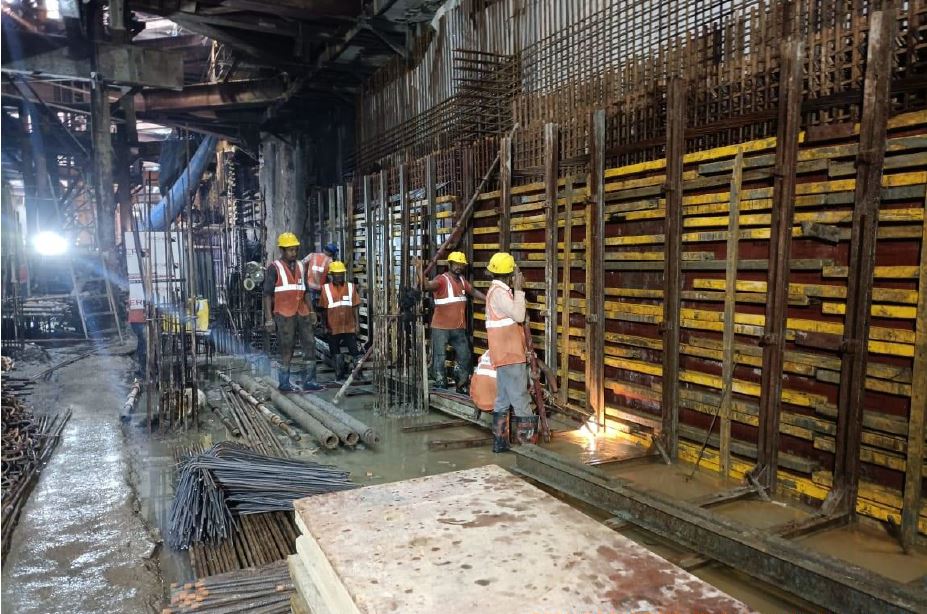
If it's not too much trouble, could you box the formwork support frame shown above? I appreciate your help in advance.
[586,110,606,431]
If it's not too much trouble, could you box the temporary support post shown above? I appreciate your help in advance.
[499,136,512,252]
[559,178,574,405]
[829,5,897,515]
[902,191,927,549]
[364,175,375,345]
[341,184,352,274]
[425,155,438,263]
[661,77,686,459]
[89,6,116,253]
[328,187,337,246]
[753,32,803,493]
[586,110,606,431]
[543,123,560,368]
[399,164,410,291]
[720,148,744,479]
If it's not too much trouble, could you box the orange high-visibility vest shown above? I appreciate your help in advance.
[304,252,331,290]
[431,272,469,330]
[485,280,526,367]
[272,259,310,317]
[322,282,360,334]
[469,352,496,412]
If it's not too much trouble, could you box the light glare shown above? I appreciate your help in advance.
[32,231,69,256]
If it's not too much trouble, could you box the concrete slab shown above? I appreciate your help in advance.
[293,465,752,613]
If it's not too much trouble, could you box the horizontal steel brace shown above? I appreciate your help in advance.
[2,43,184,89]
[512,445,926,614]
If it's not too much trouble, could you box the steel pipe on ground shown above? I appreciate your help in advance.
[296,390,380,446]
[256,377,359,447]
[232,374,338,449]
[218,372,299,441]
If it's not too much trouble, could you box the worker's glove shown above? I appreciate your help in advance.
[264,319,275,333]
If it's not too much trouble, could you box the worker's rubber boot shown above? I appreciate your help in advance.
[491,412,510,453]
[513,415,540,445]
[277,369,295,392]
[454,369,470,395]
[302,361,323,392]
[334,354,347,382]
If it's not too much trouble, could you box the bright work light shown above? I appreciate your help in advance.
[32,231,69,256]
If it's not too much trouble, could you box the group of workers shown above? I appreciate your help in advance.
[262,232,360,392]
[264,231,537,453]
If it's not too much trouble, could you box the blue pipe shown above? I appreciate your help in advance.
[144,135,217,230]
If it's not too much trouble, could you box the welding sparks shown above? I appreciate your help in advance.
[580,418,598,452]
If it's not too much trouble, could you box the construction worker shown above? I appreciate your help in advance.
[263,232,322,392]
[469,351,496,414]
[421,251,486,393]
[320,260,362,381]
[302,242,339,308]
[485,252,535,452]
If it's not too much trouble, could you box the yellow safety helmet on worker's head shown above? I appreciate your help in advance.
[487,252,516,275]
[447,251,468,265]
[328,260,347,274]
[277,232,300,248]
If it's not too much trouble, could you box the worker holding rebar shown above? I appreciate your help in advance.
[420,251,486,393]
[302,242,339,309]
[320,260,362,382]
[485,252,536,452]
[263,232,322,392]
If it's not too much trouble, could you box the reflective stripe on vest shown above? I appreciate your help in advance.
[474,352,496,377]
[485,281,526,367]
[434,273,467,305]
[273,260,305,292]
[323,283,354,308]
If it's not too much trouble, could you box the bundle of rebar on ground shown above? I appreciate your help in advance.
[1,390,70,562]
[189,511,300,578]
[165,559,293,614]
[167,442,353,549]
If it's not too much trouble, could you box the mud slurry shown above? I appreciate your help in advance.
[1,350,163,614]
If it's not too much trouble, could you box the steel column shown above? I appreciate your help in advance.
[754,34,803,492]
[499,136,512,252]
[661,77,686,458]
[829,4,898,516]
[543,123,560,368]
[586,110,606,430]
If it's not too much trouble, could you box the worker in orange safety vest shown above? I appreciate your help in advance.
[320,260,362,381]
[302,242,339,309]
[421,251,485,393]
[263,232,322,392]
[484,252,535,453]
[469,351,496,413]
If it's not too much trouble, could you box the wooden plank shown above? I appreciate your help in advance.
[499,136,512,252]
[662,78,686,459]
[544,123,559,369]
[586,110,606,432]
[755,34,803,493]
[829,5,898,517]
[559,178,574,405]
[902,189,927,549]
[720,148,744,479]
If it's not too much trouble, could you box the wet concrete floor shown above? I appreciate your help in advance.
[5,353,926,613]
[2,347,162,614]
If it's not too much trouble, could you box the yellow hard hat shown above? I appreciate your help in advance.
[447,251,468,265]
[277,232,300,248]
[328,260,347,274]
[487,252,515,275]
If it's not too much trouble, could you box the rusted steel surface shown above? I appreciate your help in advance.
[754,35,804,493]
[830,5,898,516]
[498,136,512,252]
[661,77,686,459]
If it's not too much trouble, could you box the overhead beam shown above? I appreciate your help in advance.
[1,42,184,89]
[137,78,287,112]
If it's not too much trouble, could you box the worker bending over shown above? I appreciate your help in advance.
[485,252,536,452]
[421,251,485,393]
[320,260,362,381]
[263,232,322,392]
[303,242,339,308]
